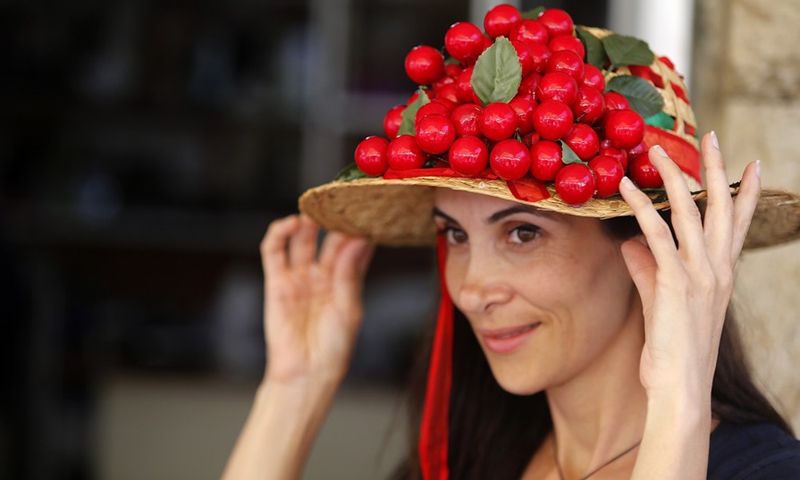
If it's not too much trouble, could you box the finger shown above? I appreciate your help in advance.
[730,160,761,263]
[648,145,706,260]
[620,236,657,312]
[318,231,350,273]
[701,131,735,258]
[261,215,301,279]
[288,215,320,269]
[333,237,372,308]
[618,176,682,271]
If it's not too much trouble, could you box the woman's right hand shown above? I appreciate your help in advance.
[260,215,374,387]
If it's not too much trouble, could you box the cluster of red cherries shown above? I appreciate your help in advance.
[353,5,663,205]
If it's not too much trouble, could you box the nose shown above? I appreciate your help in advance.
[455,254,514,314]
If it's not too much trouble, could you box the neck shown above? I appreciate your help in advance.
[545,305,647,478]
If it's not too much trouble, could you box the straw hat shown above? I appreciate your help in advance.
[299,24,800,250]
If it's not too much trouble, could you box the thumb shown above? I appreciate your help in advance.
[621,236,657,310]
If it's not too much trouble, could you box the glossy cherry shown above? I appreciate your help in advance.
[354,136,390,176]
[383,105,406,139]
[629,152,664,188]
[479,102,518,141]
[564,123,599,160]
[416,102,451,124]
[490,139,531,180]
[545,50,584,82]
[599,145,629,170]
[449,136,489,176]
[572,86,605,125]
[528,43,552,75]
[588,155,625,197]
[484,4,523,39]
[548,34,585,61]
[445,22,485,65]
[581,65,605,91]
[555,163,596,205]
[509,97,535,134]
[532,100,574,140]
[538,8,575,37]
[605,109,646,149]
[415,114,456,154]
[530,139,564,180]
[451,103,484,137]
[538,72,578,105]
[627,140,649,158]
[435,84,460,105]
[510,19,549,45]
[387,135,427,171]
[516,73,541,102]
[405,45,445,85]
[511,40,534,76]
[456,67,479,104]
[603,91,630,111]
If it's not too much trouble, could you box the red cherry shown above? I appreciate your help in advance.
[479,102,518,141]
[581,65,605,91]
[433,74,455,92]
[603,91,630,111]
[405,45,445,85]
[387,135,427,171]
[629,152,664,188]
[548,34,586,61]
[456,67,480,104]
[435,84,461,105]
[444,64,463,78]
[528,44,552,74]
[532,100,574,140]
[484,4,523,39]
[511,40,534,76]
[415,114,456,155]
[555,163,596,205]
[509,97,535,134]
[605,109,646,149]
[572,86,605,125]
[416,102,451,124]
[545,50,584,82]
[538,8,575,37]
[517,73,542,102]
[449,136,489,176]
[490,139,531,180]
[355,136,390,176]
[627,140,649,158]
[445,22,485,65]
[451,103,483,137]
[564,123,599,160]
[521,132,540,148]
[538,72,578,105]
[530,139,564,180]
[510,19,549,45]
[589,155,625,197]
[599,145,629,170]
[383,105,406,139]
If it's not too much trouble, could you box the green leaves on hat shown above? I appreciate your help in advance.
[558,140,586,166]
[472,36,522,106]
[603,33,655,68]
[605,75,665,118]
[398,88,430,136]
[521,6,545,20]
[576,27,608,69]
[335,162,369,182]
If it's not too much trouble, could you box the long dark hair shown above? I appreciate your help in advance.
[390,215,793,480]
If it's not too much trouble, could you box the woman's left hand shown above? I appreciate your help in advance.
[617,131,761,399]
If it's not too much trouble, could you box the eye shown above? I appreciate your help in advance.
[442,226,468,245]
[509,224,540,244]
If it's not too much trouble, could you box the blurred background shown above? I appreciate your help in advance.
[1,0,798,479]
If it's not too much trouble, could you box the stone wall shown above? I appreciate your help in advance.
[693,0,800,431]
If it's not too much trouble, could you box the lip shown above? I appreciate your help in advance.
[477,323,541,355]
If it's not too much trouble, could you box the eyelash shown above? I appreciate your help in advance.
[437,224,541,245]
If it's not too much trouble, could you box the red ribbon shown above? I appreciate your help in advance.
[419,234,454,480]
[644,125,701,183]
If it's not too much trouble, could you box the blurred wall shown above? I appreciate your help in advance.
[693,0,800,431]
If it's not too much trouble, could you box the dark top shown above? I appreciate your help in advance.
[708,421,800,479]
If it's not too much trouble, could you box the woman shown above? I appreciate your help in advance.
[222,6,800,480]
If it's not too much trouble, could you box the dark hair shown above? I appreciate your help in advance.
[390,214,793,480]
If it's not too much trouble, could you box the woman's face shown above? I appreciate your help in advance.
[433,189,643,395]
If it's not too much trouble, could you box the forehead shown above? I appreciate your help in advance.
[433,188,554,220]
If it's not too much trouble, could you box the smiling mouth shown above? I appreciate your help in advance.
[478,323,541,354]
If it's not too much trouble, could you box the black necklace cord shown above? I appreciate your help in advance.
[553,437,642,480]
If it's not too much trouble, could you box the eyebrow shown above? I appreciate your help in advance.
[432,205,546,225]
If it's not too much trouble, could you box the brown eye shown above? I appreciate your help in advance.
[445,227,468,244]
[510,225,540,243]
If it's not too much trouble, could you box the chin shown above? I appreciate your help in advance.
[485,355,550,396]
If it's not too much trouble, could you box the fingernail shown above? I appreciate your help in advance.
[620,176,637,191]
[756,159,761,178]
[653,145,669,157]
[710,131,720,149]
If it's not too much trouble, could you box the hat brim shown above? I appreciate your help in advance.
[299,176,800,249]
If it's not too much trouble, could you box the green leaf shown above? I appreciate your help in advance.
[558,140,586,166]
[521,6,545,19]
[602,33,655,67]
[644,111,675,130]
[605,75,665,117]
[471,36,523,106]
[576,26,608,68]
[397,88,430,136]
[334,162,369,181]
[445,57,461,66]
